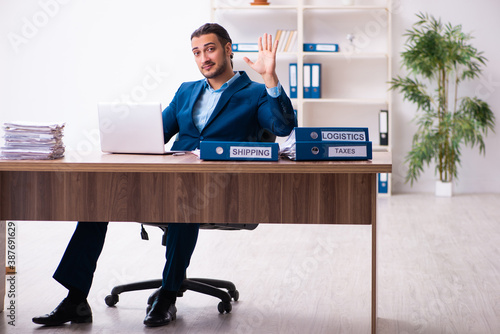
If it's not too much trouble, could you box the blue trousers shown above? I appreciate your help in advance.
[53,222,200,296]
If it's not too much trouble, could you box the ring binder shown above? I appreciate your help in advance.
[293,141,372,161]
[379,110,388,146]
[200,141,279,161]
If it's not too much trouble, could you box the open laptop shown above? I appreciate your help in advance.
[98,102,167,154]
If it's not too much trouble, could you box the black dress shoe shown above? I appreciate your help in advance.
[32,298,92,326]
[143,289,177,327]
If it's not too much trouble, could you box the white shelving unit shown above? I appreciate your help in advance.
[211,0,392,194]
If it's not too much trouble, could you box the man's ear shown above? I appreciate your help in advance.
[225,42,232,55]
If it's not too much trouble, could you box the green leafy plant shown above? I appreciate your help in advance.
[391,12,495,185]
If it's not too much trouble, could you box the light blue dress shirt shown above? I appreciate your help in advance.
[192,72,282,132]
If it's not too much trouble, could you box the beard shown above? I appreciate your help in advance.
[201,53,229,79]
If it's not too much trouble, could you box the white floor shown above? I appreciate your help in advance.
[1,194,499,333]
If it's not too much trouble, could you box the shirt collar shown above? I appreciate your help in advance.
[204,71,241,93]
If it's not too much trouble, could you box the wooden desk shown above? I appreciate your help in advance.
[0,151,391,333]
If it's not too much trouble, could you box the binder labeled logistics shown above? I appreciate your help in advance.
[303,43,339,52]
[289,63,298,98]
[294,127,369,142]
[294,141,372,161]
[200,141,279,161]
[232,43,259,52]
[311,63,321,98]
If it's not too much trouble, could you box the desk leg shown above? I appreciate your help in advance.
[371,199,377,334]
[0,220,5,311]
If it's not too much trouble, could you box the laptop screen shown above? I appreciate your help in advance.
[97,102,165,154]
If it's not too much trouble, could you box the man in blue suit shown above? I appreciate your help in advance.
[33,23,295,328]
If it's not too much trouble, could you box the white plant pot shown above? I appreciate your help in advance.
[435,180,453,197]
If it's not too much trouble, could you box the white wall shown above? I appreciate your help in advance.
[0,0,211,155]
[1,0,499,194]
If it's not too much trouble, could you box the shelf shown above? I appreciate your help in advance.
[213,5,387,11]
[212,0,393,195]
[213,5,298,10]
[373,145,391,152]
[303,5,388,11]
[302,52,387,58]
[233,52,387,58]
[232,51,300,56]
[301,98,388,105]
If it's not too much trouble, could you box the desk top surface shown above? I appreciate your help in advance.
[0,150,392,174]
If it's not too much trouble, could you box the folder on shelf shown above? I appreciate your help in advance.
[275,29,283,45]
[311,63,321,99]
[379,109,388,146]
[378,173,388,193]
[289,63,298,98]
[286,31,298,52]
[200,141,279,161]
[283,30,297,52]
[303,43,339,52]
[303,63,312,98]
[278,30,290,52]
[293,141,372,161]
[232,43,259,52]
[294,127,369,142]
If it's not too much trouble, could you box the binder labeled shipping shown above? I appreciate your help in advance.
[294,127,369,142]
[293,141,372,161]
[200,141,279,161]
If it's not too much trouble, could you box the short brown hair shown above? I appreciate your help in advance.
[191,23,232,46]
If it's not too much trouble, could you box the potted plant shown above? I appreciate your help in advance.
[390,12,495,196]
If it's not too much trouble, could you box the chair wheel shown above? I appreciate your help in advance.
[105,294,119,307]
[229,290,239,302]
[218,301,232,314]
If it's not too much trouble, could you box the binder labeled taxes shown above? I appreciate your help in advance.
[295,127,369,142]
[200,141,279,161]
[294,141,372,161]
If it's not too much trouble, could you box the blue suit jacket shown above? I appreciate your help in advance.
[162,71,295,151]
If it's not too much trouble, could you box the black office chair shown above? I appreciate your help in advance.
[104,130,275,314]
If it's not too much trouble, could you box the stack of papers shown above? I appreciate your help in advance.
[1,122,66,160]
[279,129,297,160]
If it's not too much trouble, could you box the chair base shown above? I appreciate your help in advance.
[105,278,238,314]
